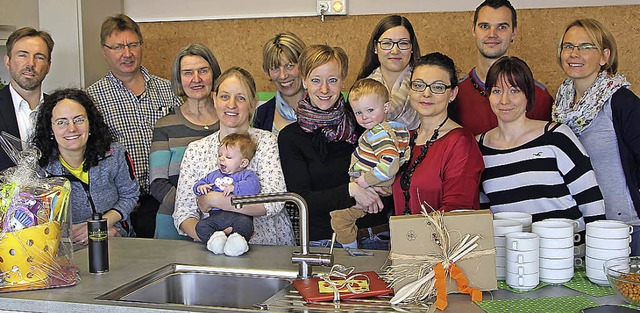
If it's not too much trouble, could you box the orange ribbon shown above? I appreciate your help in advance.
[433,263,483,311]
[433,263,448,310]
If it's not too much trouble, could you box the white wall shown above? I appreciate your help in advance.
[0,0,39,85]
[125,0,640,22]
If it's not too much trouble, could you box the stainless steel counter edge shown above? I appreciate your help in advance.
[0,238,626,312]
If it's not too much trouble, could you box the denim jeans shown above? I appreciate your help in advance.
[195,210,253,242]
[309,230,390,251]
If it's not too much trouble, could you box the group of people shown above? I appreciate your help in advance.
[1,0,638,255]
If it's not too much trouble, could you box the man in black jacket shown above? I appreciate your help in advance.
[0,27,54,171]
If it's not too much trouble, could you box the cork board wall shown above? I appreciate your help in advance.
[139,5,639,97]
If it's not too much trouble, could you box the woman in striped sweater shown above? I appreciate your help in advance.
[477,56,605,245]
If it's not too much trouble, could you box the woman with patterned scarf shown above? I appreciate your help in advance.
[278,45,393,250]
[553,18,640,255]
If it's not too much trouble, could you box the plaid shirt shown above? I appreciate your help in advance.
[86,66,182,194]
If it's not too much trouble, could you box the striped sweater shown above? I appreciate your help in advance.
[479,123,606,236]
[349,121,410,188]
[149,108,219,215]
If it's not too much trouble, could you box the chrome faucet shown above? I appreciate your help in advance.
[231,192,333,278]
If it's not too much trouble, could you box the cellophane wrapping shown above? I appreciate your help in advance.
[0,134,78,292]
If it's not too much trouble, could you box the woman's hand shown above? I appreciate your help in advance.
[349,182,384,214]
[72,222,88,245]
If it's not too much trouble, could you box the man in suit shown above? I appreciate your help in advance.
[0,27,54,171]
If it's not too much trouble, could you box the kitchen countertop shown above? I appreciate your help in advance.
[0,238,626,312]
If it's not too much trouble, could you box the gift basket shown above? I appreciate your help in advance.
[0,132,78,292]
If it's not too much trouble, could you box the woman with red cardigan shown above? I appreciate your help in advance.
[392,53,484,215]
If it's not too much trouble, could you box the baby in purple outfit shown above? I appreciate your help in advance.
[193,133,260,256]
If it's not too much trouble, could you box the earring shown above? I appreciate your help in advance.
[50,136,54,140]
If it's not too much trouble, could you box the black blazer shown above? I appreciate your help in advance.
[0,85,21,171]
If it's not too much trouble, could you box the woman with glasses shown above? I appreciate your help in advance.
[253,32,306,135]
[357,15,421,130]
[33,88,139,244]
[279,45,392,249]
[150,43,222,240]
[477,56,605,244]
[391,52,483,215]
[553,19,640,253]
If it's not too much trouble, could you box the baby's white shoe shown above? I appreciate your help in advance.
[223,233,249,256]
[206,231,227,254]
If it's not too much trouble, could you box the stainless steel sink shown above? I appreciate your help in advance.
[97,263,295,310]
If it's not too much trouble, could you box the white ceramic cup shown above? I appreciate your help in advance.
[539,266,573,283]
[494,212,533,228]
[574,244,586,258]
[539,236,574,249]
[532,220,575,239]
[506,248,539,264]
[506,259,539,275]
[540,256,576,269]
[585,245,631,260]
[496,256,506,267]
[494,236,507,248]
[587,220,633,239]
[585,264,609,284]
[506,232,539,251]
[506,272,539,290]
[587,235,631,250]
[539,247,574,259]
[496,246,506,257]
[544,218,580,232]
[585,255,608,271]
[494,219,523,236]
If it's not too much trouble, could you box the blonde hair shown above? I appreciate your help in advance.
[262,32,306,74]
[298,44,349,80]
[220,133,257,161]
[557,18,618,74]
[348,78,389,103]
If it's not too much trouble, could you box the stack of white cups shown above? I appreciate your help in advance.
[533,220,576,284]
[585,220,632,285]
[505,232,539,290]
[545,218,584,259]
[494,219,523,280]
[494,212,533,232]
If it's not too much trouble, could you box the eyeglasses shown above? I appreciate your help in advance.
[410,80,451,94]
[102,41,142,51]
[52,116,87,128]
[559,43,599,52]
[377,39,412,51]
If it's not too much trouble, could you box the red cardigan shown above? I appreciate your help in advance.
[392,128,484,215]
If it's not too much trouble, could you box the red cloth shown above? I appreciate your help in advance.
[455,68,553,135]
[392,128,484,215]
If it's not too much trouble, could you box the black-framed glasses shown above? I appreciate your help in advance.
[559,43,598,52]
[102,41,142,51]
[410,80,451,94]
[377,39,412,51]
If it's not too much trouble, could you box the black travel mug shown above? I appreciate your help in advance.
[88,212,109,273]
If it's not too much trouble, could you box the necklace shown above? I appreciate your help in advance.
[399,116,449,215]
[470,72,488,98]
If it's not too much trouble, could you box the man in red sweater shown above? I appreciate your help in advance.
[455,0,553,135]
